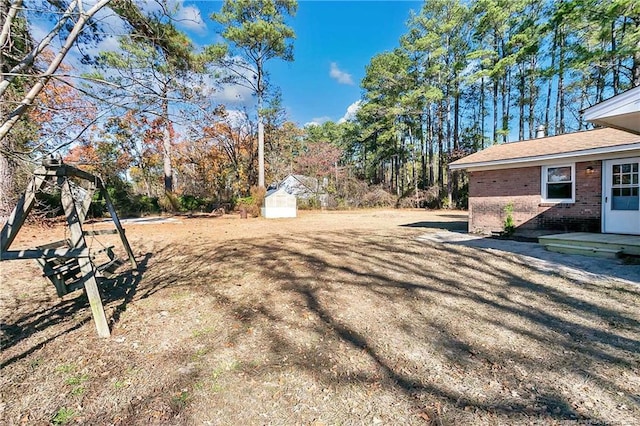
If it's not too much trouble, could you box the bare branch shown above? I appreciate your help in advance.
[0,0,23,53]
[0,0,112,142]
[0,0,79,99]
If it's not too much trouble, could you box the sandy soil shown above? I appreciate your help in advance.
[1,209,639,425]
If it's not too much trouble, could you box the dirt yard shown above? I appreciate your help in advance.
[1,209,639,425]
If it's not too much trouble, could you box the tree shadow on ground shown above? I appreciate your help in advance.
[400,220,468,232]
[86,229,640,424]
[3,227,639,424]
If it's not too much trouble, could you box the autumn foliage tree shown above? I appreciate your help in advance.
[295,141,342,184]
[30,52,97,156]
[0,0,205,217]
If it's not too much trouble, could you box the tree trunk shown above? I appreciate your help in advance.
[492,33,499,144]
[161,86,173,193]
[257,60,265,188]
[453,78,460,150]
[420,115,427,189]
[0,0,15,218]
[556,26,565,135]
[502,68,510,143]
[633,18,640,86]
[437,101,445,189]
[0,153,16,219]
[519,63,525,141]
[545,28,557,135]
[258,115,265,188]
[492,75,498,144]
[528,56,536,139]
[480,77,486,149]
[612,20,619,94]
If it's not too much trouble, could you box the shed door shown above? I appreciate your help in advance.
[603,158,640,235]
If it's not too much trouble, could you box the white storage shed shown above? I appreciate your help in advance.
[261,187,297,218]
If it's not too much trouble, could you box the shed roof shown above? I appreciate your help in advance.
[449,128,640,170]
[265,186,294,197]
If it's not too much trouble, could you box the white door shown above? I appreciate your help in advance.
[603,158,640,234]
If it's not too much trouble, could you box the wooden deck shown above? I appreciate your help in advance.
[538,232,640,258]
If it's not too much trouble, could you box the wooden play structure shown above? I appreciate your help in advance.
[0,157,137,337]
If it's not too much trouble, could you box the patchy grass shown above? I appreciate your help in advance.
[51,407,76,425]
[1,210,639,425]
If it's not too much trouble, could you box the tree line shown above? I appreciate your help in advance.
[0,0,304,217]
[1,0,638,218]
[347,0,639,207]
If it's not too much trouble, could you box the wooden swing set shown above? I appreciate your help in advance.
[0,158,137,337]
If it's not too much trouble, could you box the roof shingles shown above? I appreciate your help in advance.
[450,128,640,168]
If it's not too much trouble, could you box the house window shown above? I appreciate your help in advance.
[542,165,574,202]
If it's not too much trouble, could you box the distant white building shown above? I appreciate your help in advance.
[275,174,329,207]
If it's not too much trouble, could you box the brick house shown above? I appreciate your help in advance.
[450,87,640,235]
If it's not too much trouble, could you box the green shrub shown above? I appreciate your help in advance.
[503,202,515,236]
[236,186,266,217]
[179,194,203,212]
[135,195,161,215]
[51,407,75,425]
[298,197,320,210]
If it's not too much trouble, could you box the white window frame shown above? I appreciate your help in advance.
[541,164,575,203]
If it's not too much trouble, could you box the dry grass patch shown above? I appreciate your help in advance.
[1,210,639,425]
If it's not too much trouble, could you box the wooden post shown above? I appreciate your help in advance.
[100,186,137,269]
[2,161,138,338]
[61,179,110,338]
[1,173,47,253]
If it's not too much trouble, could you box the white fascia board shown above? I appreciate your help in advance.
[449,143,640,171]
[583,86,640,121]
[587,112,640,135]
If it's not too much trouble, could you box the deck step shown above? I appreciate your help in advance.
[544,243,621,258]
[538,233,640,256]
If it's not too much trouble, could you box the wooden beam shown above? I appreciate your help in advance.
[1,248,89,260]
[76,182,96,223]
[63,164,103,187]
[100,187,138,270]
[36,164,103,187]
[0,173,47,251]
[78,256,110,337]
[84,229,118,236]
[62,179,110,338]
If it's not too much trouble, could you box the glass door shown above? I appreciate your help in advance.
[603,158,640,234]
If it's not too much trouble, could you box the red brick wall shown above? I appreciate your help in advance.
[468,161,602,234]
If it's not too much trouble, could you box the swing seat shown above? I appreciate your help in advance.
[43,258,81,279]
[38,256,82,297]
[1,159,138,337]
[96,257,125,278]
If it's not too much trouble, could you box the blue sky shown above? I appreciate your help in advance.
[185,1,423,126]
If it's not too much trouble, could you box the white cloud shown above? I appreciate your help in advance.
[95,35,120,54]
[212,84,255,107]
[305,116,332,127]
[329,62,354,85]
[223,109,252,129]
[208,56,258,109]
[175,5,207,34]
[338,100,362,124]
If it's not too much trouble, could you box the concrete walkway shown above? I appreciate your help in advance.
[417,231,640,286]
